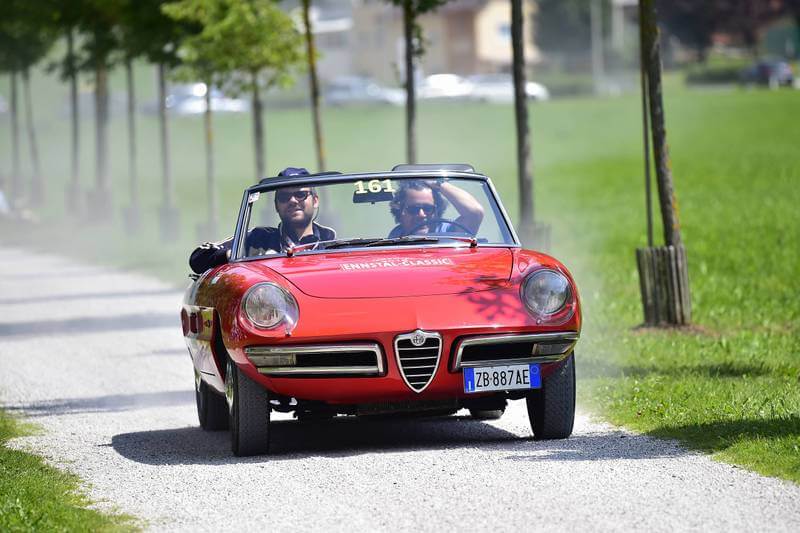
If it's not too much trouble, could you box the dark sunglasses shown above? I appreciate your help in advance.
[403,203,435,216]
[276,190,312,203]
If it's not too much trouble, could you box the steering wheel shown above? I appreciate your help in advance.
[408,218,475,236]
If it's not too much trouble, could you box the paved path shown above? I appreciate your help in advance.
[1,247,799,532]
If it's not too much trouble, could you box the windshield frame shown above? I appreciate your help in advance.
[230,170,521,262]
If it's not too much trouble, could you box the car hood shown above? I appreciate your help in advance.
[248,247,514,298]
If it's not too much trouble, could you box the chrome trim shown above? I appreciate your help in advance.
[245,343,384,376]
[485,177,520,246]
[395,330,442,393]
[257,366,380,376]
[452,332,579,371]
[234,242,520,263]
[231,189,251,262]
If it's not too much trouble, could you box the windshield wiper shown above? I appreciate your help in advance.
[322,238,386,250]
[285,238,342,256]
[322,236,440,250]
[436,235,479,247]
[362,236,440,247]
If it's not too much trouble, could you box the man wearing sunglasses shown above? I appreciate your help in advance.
[189,167,336,274]
[388,179,484,238]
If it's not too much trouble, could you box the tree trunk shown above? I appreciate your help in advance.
[511,0,533,228]
[636,0,690,327]
[302,0,326,172]
[126,59,138,212]
[9,71,21,205]
[22,68,43,207]
[403,0,417,164]
[639,4,653,248]
[158,63,172,208]
[67,28,81,211]
[640,0,682,247]
[251,71,265,179]
[590,0,605,94]
[204,84,217,235]
[95,62,109,193]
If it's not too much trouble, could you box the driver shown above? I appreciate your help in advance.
[388,179,484,238]
[189,167,336,274]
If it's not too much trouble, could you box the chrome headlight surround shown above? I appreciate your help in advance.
[520,269,574,324]
[241,282,299,332]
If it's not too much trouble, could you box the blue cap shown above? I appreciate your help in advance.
[278,167,310,177]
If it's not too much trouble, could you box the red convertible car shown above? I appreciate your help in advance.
[182,165,580,456]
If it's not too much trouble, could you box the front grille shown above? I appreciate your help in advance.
[245,343,384,376]
[453,332,578,370]
[395,330,442,393]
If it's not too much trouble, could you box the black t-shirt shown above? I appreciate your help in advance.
[189,223,336,274]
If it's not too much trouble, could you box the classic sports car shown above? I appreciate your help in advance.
[182,164,581,456]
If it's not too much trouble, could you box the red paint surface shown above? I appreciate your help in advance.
[183,246,581,403]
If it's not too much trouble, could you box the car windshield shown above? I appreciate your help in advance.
[233,175,516,260]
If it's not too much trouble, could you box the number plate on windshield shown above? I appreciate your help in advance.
[463,364,541,393]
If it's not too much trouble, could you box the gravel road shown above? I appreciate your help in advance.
[1,247,799,532]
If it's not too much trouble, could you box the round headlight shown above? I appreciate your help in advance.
[242,282,299,330]
[521,269,571,317]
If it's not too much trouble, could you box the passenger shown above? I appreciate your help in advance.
[189,167,335,274]
[388,180,484,238]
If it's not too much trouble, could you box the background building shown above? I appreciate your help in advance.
[304,0,539,85]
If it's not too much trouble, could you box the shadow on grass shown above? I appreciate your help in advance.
[580,359,778,379]
[110,415,690,465]
[645,415,800,454]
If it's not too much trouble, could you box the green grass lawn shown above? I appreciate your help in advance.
[0,411,135,531]
[1,65,799,487]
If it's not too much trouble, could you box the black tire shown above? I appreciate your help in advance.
[469,408,505,420]
[195,371,229,431]
[526,353,576,440]
[226,360,271,456]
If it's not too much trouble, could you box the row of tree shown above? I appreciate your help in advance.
[2,0,540,242]
[653,0,800,62]
[0,0,308,239]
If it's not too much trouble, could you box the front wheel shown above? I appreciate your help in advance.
[226,359,271,456]
[526,353,575,440]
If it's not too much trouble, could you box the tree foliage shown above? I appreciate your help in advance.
[658,1,791,60]
[74,0,126,72]
[123,0,197,67]
[163,0,303,92]
[0,0,57,73]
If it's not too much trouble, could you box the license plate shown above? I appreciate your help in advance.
[463,364,541,393]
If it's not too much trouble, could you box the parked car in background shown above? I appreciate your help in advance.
[740,60,794,88]
[467,74,550,103]
[324,76,404,106]
[418,74,474,100]
[144,83,249,115]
